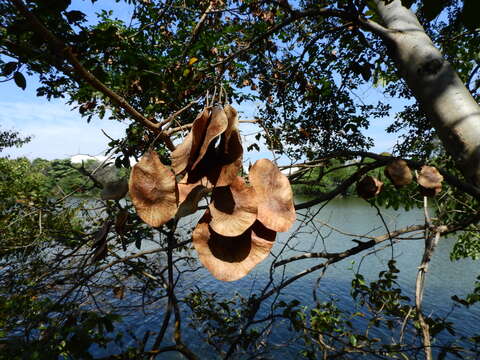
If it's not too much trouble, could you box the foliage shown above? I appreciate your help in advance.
[292,159,359,196]
[0,156,127,359]
[0,127,30,153]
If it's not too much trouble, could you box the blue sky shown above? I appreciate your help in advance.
[0,75,402,163]
[0,1,403,162]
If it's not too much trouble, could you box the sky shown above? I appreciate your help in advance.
[0,1,403,163]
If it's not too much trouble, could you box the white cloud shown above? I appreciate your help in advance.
[1,100,127,160]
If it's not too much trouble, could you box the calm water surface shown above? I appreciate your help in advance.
[94,197,480,358]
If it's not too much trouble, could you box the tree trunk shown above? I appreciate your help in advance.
[374,0,480,186]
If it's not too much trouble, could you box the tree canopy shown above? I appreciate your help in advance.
[1,0,480,359]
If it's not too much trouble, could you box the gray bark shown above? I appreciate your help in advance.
[374,0,480,186]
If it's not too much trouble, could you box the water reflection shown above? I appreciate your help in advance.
[94,197,480,358]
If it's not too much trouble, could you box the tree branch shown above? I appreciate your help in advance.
[274,224,425,267]
[9,0,175,151]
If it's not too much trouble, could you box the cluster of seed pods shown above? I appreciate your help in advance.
[356,159,444,199]
[129,105,296,281]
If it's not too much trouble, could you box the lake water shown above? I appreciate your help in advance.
[94,197,480,359]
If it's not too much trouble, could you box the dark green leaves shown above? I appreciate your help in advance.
[1,62,18,76]
[461,0,480,31]
[64,10,86,24]
[421,0,452,22]
[13,71,26,90]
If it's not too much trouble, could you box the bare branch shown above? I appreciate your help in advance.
[274,224,425,267]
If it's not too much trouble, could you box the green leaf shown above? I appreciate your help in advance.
[349,334,357,347]
[13,71,26,90]
[65,10,87,24]
[2,62,17,76]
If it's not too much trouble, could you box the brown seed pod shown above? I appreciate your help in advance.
[249,159,296,232]
[190,107,212,161]
[176,180,210,219]
[92,220,112,263]
[177,104,243,187]
[191,106,228,170]
[384,159,413,188]
[101,178,129,200]
[209,176,258,237]
[186,128,243,187]
[114,209,129,236]
[171,108,211,175]
[209,127,243,187]
[113,285,125,300]
[356,176,383,199]
[223,104,240,140]
[186,143,217,184]
[417,165,443,197]
[171,131,193,176]
[192,210,276,282]
[212,105,243,186]
[129,150,177,227]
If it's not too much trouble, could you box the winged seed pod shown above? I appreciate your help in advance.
[171,107,211,175]
[173,104,243,188]
[186,126,243,187]
[223,104,240,145]
[129,150,177,227]
[356,175,383,199]
[248,159,295,232]
[176,180,210,219]
[213,104,243,187]
[114,209,129,236]
[92,220,112,263]
[190,106,228,170]
[101,178,129,200]
[384,159,413,188]
[208,176,258,237]
[417,165,443,197]
[192,210,276,281]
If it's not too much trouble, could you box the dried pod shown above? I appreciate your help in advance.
[223,104,240,142]
[176,180,210,219]
[209,176,258,237]
[186,143,218,184]
[356,176,383,199]
[417,165,443,197]
[115,209,129,251]
[129,150,177,227]
[114,209,129,236]
[384,159,413,188]
[92,220,112,263]
[178,104,242,187]
[190,107,212,160]
[101,178,129,200]
[113,285,125,300]
[93,220,111,248]
[212,155,243,187]
[249,159,295,232]
[171,131,193,175]
[191,106,228,170]
[171,108,211,175]
[192,211,275,281]
[188,130,243,187]
[211,104,244,186]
